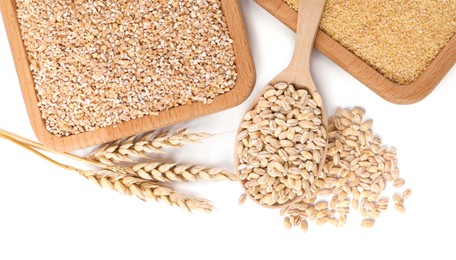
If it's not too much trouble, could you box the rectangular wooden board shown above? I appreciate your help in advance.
[0,0,256,152]
[254,0,456,104]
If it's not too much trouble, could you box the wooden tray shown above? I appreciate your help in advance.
[0,0,256,152]
[254,0,456,104]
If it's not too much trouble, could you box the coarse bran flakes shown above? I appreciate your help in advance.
[282,0,456,85]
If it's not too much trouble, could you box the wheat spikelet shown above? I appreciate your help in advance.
[152,129,212,148]
[125,162,238,182]
[80,170,214,212]
[91,138,133,164]
[133,129,212,152]
[90,128,212,164]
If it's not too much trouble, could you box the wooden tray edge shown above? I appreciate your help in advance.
[254,0,456,105]
[0,0,256,152]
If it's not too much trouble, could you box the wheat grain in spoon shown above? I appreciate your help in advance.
[235,0,328,208]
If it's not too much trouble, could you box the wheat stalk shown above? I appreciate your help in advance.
[0,129,108,169]
[90,128,212,164]
[80,170,214,212]
[124,162,238,182]
[0,130,214,212]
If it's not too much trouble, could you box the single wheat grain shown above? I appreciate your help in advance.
[402,189,412,200]
[239,194,247,205]
[361,218,375,228]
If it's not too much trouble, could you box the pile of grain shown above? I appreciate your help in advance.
[15,0,237,136]
[280,107,411,231]
[238,107,412,231]
[283,0,456,84]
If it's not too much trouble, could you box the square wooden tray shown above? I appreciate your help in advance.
[254,0,456,104]
[0,0,256,152]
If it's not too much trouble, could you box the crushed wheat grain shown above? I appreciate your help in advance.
[15,0,238,136]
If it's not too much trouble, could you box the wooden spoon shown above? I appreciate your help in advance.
[235,0,328,208]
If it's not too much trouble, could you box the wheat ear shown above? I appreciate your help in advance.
[81,170,213,212]
[125,162,238,182]
[90,128,212,164]
[0,131,213,212]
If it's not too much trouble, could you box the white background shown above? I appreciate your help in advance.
[1,1,456,259]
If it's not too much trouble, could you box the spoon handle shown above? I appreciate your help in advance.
[289,0,326,75]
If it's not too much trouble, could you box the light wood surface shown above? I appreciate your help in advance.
[0,0,256,152]
[254,0,456,105]
[235,0,327,209]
